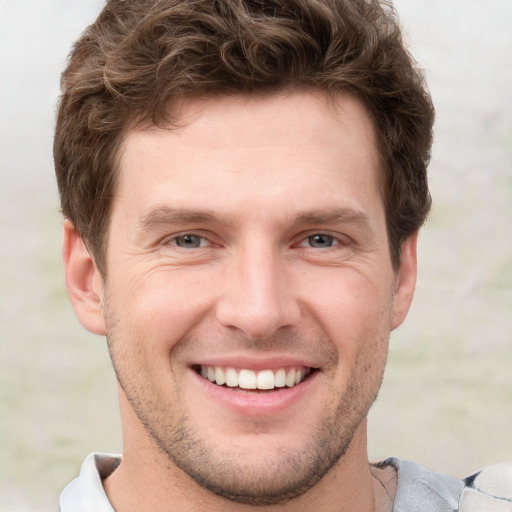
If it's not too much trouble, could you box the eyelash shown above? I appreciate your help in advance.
[168,233,213,249]
[165,232,350,250]
[296,233,347,249]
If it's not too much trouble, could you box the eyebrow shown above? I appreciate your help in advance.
[293,208,371,227]
[137,205,372,231]
[137,207,221,230]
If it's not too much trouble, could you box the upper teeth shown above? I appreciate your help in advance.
[199,366,311,390]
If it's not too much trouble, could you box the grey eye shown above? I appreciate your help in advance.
[307,234,334,248]
[174,234,203,248]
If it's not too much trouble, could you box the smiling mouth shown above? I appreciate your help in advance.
[194,365,315,391]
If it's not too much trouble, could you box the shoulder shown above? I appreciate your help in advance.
[459,463,512,511]
[379,457,512,512]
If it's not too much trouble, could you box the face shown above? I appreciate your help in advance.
[70,91,416,505]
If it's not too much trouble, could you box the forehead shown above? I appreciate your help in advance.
[115,91,382,222]
[161,90,376,148]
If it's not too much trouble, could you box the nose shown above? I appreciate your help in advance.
[215,245,301,340]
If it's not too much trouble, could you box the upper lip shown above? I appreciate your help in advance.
[190,355,320,371]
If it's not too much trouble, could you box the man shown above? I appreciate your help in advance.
[55,0,511,510]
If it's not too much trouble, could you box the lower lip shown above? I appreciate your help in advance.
[191,369,319,416]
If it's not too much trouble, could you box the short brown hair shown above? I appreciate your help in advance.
[54,0,434,274]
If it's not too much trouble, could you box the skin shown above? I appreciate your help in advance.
[63,91,417,511]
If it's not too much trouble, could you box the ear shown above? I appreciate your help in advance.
[390,232,418,330]
[62,220,106,335]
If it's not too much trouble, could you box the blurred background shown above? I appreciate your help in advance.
[0,1,511,510]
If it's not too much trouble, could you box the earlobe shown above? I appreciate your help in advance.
[390,232,418,330]
[62,220,106,335]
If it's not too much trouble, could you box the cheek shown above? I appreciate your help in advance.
[108,267,217,350]
[301,268,393,364]
[304,268,393,326]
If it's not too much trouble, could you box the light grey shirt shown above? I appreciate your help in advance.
[59,453,512,511]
